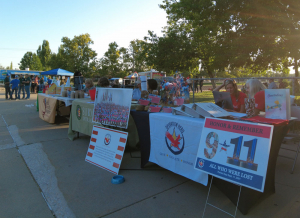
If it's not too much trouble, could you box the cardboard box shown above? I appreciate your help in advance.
[47,84,57,94]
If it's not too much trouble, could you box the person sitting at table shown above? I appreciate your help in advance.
[97,77,110,87]
[82,78,95,94]
[147,79,158,94]
[132,80,141,100]
[213,78,247,113]
[245,78,266,116]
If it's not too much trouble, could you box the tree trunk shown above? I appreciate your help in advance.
[207,69,216,89]
[295,58,299,77]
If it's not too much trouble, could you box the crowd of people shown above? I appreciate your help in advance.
[4,74,59,100]
[4,72,290,118]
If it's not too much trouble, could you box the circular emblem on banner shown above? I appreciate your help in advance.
[165,122,185,155]
[198,159,205,168]
[104,134,111,145]
[76,105,82,120]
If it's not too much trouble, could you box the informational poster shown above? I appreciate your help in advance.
[85,125,128,175]
[93,88,133,129]
[194,117,273,192]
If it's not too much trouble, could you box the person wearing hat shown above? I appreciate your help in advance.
[18,74,26,99]
[132,79,141,100]
[10,75,20,100]
[4,74,12,100]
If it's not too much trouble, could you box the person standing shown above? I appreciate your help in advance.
[47,76,52,86]
[18,75,25,99]
[24,74,31,99]
[10,75,20,100]
[268,79,278,89]
[4,74,12,100]
[194,77,199,93]
[199,76,204,93]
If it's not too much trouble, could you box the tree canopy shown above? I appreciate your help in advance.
[19,52,43,71]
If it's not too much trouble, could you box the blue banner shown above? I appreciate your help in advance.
[195,157,263,190]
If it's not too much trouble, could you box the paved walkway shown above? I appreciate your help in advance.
[0,87,299,218]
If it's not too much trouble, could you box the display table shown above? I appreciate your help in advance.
[130,110,292,214]
[68,99,140,149]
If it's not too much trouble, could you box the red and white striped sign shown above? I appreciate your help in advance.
[85,125,128,175]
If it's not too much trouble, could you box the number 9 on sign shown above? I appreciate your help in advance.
[204,132,219,159]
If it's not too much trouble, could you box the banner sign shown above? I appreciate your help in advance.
[194,117,273,192]
[85,125,128,175]
[38,94,57,123]
[93,88,133,129]
[149,113,208,186]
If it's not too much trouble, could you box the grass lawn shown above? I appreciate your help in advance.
[190,91,214,103]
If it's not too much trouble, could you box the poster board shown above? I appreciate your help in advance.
[265,89,291,120]
[38,94,57,123]
[85,125,128,175]
[194,117,273,192]
[92,88,133,129]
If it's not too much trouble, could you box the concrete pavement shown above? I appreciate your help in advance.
[0,86,299,218]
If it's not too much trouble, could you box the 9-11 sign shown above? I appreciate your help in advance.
[195,117,273,192]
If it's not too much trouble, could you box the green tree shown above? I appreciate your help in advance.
[160,0,300,89]
[19,52,43,71]
[160,0,242,87]
[37,40,52,71]
[58,33,97,75]
[144,29,199,75]
[100,42,127,77]
[128,39,150,72]
[10,62,13,69]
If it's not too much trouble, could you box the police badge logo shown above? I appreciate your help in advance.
[165,122,185,155]
[76,105,82,120]
[104,134,111,145]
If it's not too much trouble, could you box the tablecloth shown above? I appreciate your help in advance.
[130,110,292,214]
[149,113,208,186]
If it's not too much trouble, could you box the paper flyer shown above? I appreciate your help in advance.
[85,125,128,175]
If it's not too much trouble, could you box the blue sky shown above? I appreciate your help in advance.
[0,0,168,68]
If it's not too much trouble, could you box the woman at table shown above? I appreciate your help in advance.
[97,77,110,87]
[213,79,247,113]
[82,78,95,94]
[147,79,158,94]
[245,78,266,116]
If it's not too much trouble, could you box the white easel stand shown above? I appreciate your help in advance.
[202,176,242,218]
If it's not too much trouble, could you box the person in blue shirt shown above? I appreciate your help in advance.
[10,75,20,100]
[47,77,52,85]
[132,81,141,100]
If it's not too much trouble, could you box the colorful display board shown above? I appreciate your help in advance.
[194,117,273,192]
[93,88,133,129]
